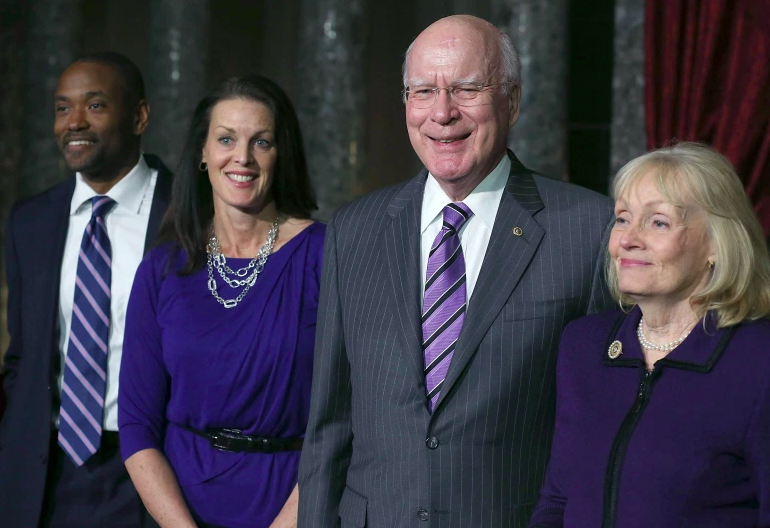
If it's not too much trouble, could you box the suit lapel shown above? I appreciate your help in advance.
[42,179,76,366]
[143,154,172,254]
[434,152,545,412]
[45,179,76,291]
[383,172,428,387]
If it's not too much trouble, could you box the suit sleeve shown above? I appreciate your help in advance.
[298,217,353,528]
[2,205,22,400]
[528,325,575,528]
[118,252,170,460]
[587,212,616,315]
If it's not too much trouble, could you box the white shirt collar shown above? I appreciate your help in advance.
[421,154,510,233]
[70,154,152,216]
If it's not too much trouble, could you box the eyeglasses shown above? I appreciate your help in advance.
[403,82,513,109]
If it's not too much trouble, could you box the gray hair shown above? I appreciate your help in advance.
[401,27,521,94]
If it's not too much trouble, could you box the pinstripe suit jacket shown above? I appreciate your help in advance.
[298,151,615,528]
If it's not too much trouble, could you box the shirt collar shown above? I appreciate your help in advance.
[70,154,152,216]
[421,154,510,234]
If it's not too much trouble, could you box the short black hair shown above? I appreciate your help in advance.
[75,51,146,104]
[161,75,317,274]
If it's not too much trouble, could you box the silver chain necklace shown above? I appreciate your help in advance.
[205,217,279,308]
[637,317,691,352]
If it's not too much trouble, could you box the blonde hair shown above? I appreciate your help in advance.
[606,142,770,327]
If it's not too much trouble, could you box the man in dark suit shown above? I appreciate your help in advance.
[298,15,615,527]
[0,52,170,527]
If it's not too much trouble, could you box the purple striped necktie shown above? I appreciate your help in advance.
[59,195,115,466]
[422,202,473,412]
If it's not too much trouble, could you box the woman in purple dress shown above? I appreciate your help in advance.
[119,76,323,528]
[529,142,770,528]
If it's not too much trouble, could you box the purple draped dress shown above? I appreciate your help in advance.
[119,222,325,528]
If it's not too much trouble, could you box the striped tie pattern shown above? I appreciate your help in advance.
[422,202,473,412]
[58,196,115,466]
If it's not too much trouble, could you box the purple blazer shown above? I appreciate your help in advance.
[529,307,770,528]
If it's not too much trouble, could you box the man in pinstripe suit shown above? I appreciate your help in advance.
[299,15,615,528]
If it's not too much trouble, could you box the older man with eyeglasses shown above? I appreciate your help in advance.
[298,14,615,528]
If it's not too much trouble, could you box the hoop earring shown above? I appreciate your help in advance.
[199,161,207,172]
[708,261,715,271]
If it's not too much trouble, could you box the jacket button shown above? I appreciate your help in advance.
[40,453,47,464]
[426,436,439,449]
[417,509,429,521]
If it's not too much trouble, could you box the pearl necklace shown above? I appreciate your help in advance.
[636,318,691,352]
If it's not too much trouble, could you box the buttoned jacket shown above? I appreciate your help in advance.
[0,154,171,528]
[298,151,615,528]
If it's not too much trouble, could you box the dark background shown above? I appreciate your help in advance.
[0,0,616,362]
[14,0,614,193]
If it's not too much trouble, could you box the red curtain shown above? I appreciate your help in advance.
[645,0,770,236]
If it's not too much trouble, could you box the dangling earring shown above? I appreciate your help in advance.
[199,161,208,172]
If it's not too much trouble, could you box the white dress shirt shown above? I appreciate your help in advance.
[420,155,510,303]
[57,155,158,431]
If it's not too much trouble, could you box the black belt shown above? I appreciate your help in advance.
[179,424,303,454]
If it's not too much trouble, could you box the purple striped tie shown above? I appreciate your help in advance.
[422,202,473,412]
[59,196,115,466]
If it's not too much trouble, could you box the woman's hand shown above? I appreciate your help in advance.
[269,484,299,528]
[125,448,199,528]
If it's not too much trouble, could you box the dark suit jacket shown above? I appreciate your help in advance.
[298,152,616,528]
[0,154,171,528]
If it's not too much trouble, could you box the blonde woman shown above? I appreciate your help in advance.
[529,142,770,528]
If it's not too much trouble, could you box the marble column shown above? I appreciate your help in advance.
[296,0,368,221]
[0,2,24,219]
[0,0,26,364]
[610,0,646,182]
[21,0,83,198]
[144,0,210,172]
[492,0,569,179]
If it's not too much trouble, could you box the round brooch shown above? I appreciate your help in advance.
[607,340,623,359]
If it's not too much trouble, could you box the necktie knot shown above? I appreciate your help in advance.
[442,202,473,233]
[90,196,116,219]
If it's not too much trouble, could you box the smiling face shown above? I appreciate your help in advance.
[202,98,277,215]
[53,61,147,181]
[609,172,715,305]
[405,18,519,196]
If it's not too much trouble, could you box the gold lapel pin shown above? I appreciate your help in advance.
[607,340,623,359]
[512,226,523,236]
